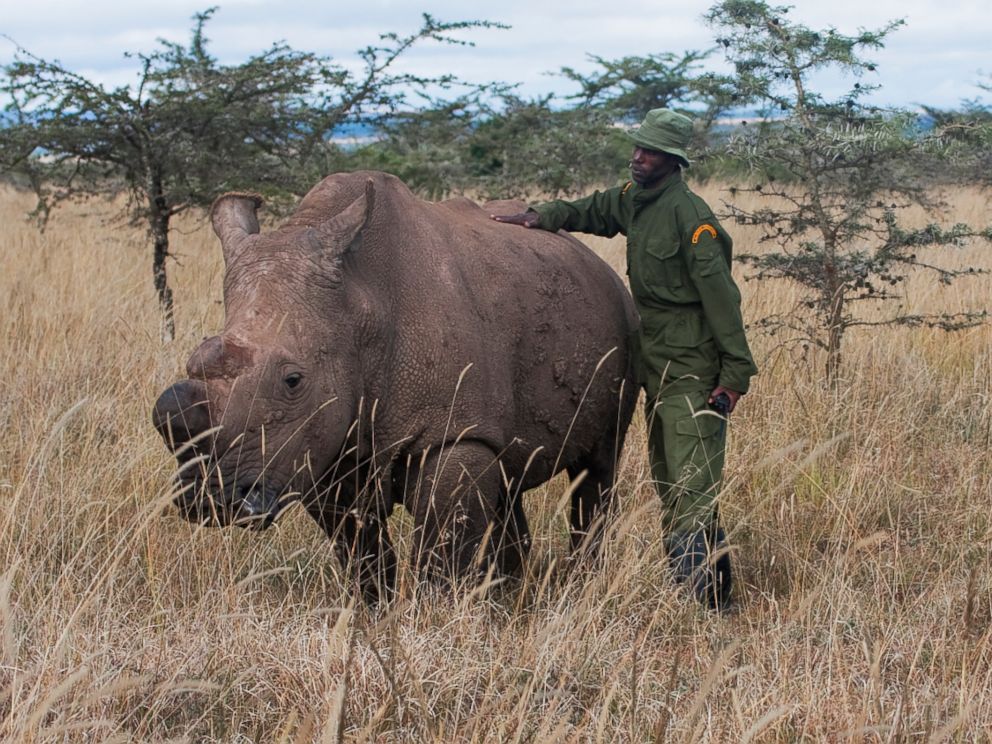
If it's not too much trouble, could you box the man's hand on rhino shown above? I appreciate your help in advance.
[491,211,541,228]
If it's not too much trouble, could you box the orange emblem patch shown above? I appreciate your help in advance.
[692,224,718,245]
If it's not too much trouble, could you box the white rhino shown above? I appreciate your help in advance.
[153,171,638,601]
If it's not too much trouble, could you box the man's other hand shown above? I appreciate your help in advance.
[708,386,742,414]
[491,212,541,228]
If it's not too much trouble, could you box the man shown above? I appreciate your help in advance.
[492,109,757,610]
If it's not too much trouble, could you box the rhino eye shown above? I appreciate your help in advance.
[284,372,303,390]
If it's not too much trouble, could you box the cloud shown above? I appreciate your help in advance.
[2,0,989,107]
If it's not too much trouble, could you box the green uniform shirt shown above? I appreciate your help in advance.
[532,171,758,397]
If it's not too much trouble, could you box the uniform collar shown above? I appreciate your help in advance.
[630,169,683,204]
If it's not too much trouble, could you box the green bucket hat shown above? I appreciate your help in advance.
[628,109,693,167]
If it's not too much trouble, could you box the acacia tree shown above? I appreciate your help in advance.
[369,51,729,199]
[705,0,991,382]
[0,9,498,340]
[377,92,629,199]
[559,50,735,135]
[923,76,992,188]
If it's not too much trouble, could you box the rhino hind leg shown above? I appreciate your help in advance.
[407,441,503,587]
[566,380,636,564]
[566,447,619,562]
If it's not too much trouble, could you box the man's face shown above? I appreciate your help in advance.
[630,146,678,187]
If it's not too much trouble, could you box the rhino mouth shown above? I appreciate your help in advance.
[173,475,295,531]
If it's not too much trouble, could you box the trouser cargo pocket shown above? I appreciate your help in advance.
[645,389,727,534]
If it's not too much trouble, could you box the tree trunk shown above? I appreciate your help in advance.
[151,210,175,343]
[825,287,845,386]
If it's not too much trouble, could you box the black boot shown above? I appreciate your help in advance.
[666,526,733,611]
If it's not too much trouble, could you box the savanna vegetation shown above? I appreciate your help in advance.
[1,1,991,740]
[2,178,990,742]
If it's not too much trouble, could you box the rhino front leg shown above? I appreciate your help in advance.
[306,485,397,604]
[336,510,397,604]
[407,441,503,587]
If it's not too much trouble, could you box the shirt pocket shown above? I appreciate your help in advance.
[696,253,729,278]
[643,235,684,289]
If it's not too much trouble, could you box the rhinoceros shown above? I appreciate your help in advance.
[152,171,638,601]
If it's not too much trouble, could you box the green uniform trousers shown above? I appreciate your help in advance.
[645,388,726,535]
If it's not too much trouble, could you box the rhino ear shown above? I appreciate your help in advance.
[211,192,263,265]
[313,178,376,258]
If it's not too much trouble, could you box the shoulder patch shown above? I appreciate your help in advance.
[691,224,718,245]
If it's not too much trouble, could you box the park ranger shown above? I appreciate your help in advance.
[492,108,757,610]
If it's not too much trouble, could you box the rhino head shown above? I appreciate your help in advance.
[152,179,376,529]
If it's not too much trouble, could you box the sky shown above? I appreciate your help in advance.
[1,0,989,110]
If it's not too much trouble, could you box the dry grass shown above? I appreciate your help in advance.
[0,180,990,742]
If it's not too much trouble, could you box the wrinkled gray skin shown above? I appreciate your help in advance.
[153,171,637,602]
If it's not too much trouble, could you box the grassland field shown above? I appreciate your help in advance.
[0,180,990,742]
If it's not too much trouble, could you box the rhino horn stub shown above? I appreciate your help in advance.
[153,379,211,454]
[314,178,376,257]
[186,335,255,380]
[211,192,263,264]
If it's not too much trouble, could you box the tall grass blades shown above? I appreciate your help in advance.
[1,183,990,741]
